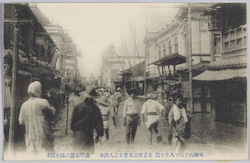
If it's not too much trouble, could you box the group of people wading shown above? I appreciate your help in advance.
[18,81,191,157]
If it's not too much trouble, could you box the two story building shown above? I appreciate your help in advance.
[44,24,80,92]
[144,4,212,109]
[194,3,247,126]
[100,45,126,93]
[4,3,59,151]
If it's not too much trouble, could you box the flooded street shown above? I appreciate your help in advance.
[51,96,247,160]
[3,2,248,161]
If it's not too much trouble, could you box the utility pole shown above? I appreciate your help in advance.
[144,8,148,97]
[133,21,136,89]
[130,23,141,63]
[4,10,33,154]
[8,22,19,156]
[188,3,194,113]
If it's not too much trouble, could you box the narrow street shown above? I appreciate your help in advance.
[51,96,247,160]
[3,2,248,161]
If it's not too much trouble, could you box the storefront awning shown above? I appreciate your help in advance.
[193,69,247,81]
[148,53,186,66]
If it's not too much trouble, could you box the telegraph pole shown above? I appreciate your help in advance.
[188,3,194,113]
[8,22,19,155]
[4,10,33,155]
[144,8,148,97]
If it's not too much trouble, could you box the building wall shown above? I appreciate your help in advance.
[146,8,211,78]
[146,39,158,77]
[100,45,125,90]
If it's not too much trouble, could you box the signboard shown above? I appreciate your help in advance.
[208,11,222,31]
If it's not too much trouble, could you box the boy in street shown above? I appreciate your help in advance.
[95,95,111,143]
[123,89,140,145]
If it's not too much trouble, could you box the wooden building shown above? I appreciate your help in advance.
[4,3,60,152]
[193,3,247,126]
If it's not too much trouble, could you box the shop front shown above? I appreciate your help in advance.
[193,68,247,126]
[148,53,186,107]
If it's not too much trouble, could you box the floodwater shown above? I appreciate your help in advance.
[52,96,247,160]
[6,95,247,160]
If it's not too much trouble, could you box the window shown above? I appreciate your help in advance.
[158,46,161,59]
[163,43,166,56]
[168,40,172,54]
[174,37,178,53]
[213,33,221,54]
[147,50,150,61]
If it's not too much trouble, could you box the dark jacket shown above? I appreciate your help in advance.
[71,98,103,137]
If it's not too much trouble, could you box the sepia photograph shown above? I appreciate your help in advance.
[1,1,248,161]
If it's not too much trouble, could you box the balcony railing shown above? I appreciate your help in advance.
[223,24,247,54]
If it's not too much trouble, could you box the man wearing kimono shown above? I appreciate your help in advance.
[19,81,56,154]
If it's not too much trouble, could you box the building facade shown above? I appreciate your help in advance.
[194,3,247,126]
[44,24,80,91]
[100,45,126,92]
[144,4,212,109]
[3,3,59,151]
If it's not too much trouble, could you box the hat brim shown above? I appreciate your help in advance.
[83,91,101,99]
[96,99,111,106]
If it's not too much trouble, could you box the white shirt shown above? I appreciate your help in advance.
[141,99,165,115]
[123,97,139,118]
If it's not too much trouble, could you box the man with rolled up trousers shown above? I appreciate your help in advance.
[123,89,140,145]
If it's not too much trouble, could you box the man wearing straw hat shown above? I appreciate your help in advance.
[71,86,103,154]
[141,93,165,145]
[95,96,112,143]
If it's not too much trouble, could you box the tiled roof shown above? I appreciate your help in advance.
[178,61,210,72]
[149,53,186,66]
[208,55,247,70]
[30,6,51,25]
[193,69,247,81]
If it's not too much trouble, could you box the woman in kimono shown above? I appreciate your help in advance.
[168,94,189,153]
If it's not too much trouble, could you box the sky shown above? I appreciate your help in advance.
[37,3,180,78]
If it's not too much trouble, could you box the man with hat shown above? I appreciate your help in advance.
[95,96,111,143]
[111,87,122,126]
[19,81,55,154]
[123,89,140,145]
[141,93,165,145]
[71,86,103,154]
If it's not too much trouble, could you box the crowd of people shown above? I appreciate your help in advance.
[18,81,191,157]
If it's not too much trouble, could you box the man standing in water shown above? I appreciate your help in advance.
[111,87,122,126]
[19,81,55,155]
[123,89,140,145]
[168,94,189,153]
[141,93,165,145]
[71,86,103,155]
[68,87,83,134]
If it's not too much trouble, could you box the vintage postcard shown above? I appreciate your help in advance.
[2,2,248,161]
